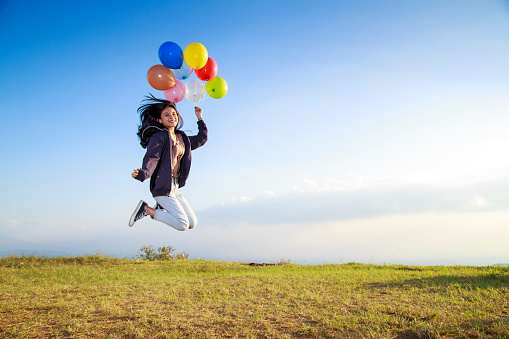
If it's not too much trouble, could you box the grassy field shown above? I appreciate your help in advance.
[1,255,508,338]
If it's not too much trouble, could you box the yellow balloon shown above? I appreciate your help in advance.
[184,42,208,70]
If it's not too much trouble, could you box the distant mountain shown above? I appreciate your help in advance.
[0,249,73,258]
[0,233,72,257]
[0,233,33,250]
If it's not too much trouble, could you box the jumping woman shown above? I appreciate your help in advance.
[129,94,208,231]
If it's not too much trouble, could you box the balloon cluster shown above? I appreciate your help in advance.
[146,41,228,103]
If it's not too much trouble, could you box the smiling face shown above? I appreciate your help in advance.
[158,106,179,130]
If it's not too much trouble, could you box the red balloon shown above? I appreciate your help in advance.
[147,65,176,90]
[194,57,218,81]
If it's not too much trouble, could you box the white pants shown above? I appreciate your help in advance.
[153,179,197,231]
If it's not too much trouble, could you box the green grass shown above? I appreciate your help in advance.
[1,255,508,338]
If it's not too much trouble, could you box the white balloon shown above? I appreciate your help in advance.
[185,79,206,102]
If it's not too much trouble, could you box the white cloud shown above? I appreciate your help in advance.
[291,175,385,193]
[302,178,318,188]
[468,196,490,208]
[230,196,255,204]
[263,190,275,198]
[7,219,18,228]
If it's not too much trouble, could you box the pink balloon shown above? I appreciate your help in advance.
[163,79,186,103]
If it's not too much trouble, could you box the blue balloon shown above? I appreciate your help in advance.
[158,41,183,69]
[172,60,193,80]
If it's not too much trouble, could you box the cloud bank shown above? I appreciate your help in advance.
[2,173,508,265]
[200,174,509,227]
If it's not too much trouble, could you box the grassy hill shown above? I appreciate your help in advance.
[1,255,508,338]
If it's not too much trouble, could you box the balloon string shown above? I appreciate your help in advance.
[198,92,209,108]
[175,83,185,103]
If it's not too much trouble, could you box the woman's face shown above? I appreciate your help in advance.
[158,106,179,130]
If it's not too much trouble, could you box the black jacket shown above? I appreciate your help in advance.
[135,120,207,196]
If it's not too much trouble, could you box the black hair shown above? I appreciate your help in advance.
[136,94,184,148]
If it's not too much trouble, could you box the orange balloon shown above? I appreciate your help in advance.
[147,65,176,90]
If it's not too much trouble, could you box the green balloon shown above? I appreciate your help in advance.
[206,76,228,99]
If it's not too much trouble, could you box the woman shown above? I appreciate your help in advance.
[129,94,208,231]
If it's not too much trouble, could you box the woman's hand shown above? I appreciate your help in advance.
[195,106,203,121]
[132,168,140,178]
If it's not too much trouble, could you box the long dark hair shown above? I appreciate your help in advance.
[136,94,184,148]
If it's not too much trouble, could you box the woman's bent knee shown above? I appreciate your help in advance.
[176,219,190,231]
[188,219,198,230]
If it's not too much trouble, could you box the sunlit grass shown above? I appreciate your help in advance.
[1,255,508,338]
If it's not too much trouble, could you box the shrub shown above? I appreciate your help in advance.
[137,245,189,261]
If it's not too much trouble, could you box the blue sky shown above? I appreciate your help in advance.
[1,0,509,264]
